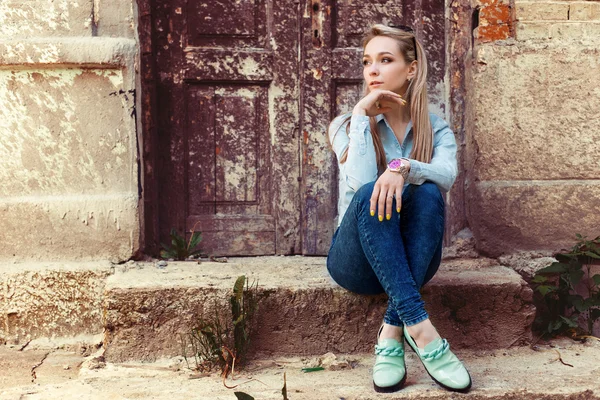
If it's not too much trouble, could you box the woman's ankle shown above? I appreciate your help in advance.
[378,323,403,343]
[405,319,441,349]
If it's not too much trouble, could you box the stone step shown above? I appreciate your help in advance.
[1,338,599,399]
[102,257,535,362]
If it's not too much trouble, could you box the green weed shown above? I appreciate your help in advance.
[533,234,600,337]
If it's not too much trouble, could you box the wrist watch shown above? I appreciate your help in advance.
[387,158,409,180]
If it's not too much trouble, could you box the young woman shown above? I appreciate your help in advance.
[327,24,472,393]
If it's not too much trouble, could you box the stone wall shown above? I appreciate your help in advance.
[1,0,598,262]
[0,0,140,262]
[467,0,600,257]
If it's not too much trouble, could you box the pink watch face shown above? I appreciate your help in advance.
[388,159,402,169]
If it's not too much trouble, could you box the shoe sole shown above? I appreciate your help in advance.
[405,338,472,393]
[373,364,407,393]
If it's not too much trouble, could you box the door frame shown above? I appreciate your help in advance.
[136,0,473,257]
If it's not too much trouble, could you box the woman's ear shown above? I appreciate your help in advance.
[408,60,418,80]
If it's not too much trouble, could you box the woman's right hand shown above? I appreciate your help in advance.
[353,89,406,117]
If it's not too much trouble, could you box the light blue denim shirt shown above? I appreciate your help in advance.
[329,112,458,227]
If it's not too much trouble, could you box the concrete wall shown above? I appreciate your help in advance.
[467,0,600,257]
[0,0,140,262]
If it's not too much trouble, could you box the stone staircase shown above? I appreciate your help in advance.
[101,257,535,362]
[3,256,600,399]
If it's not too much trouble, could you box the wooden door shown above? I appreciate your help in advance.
[300,0,447,254]
[152,0,301,256]
[145,0,447,257]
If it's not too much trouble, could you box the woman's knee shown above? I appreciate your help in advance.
[326,258,384,295]
[406,182,443,206]
[353,180,377,205]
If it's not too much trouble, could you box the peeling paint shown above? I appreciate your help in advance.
[268,84,285,146]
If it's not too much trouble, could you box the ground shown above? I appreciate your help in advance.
[1,337,599,399]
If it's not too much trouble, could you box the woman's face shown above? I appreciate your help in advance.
[362,36,413,94]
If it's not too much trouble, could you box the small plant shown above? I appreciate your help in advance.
[181,275,263,377]
[160,227,203,260]
[532,234,600,337]
[180,301,228,372]
[231,275,260,368]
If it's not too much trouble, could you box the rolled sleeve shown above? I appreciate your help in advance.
[329,113,378,192]
[401,118,458,192]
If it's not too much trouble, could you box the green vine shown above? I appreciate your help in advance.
[532,234,600,337]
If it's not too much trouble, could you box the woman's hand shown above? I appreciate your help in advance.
[370,169,405,221]
[353,89,406,117]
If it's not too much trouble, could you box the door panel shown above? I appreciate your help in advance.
[301,0,447,255]
[154,0,300,256]
[151,0,447,256]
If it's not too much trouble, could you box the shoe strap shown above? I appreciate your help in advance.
[374,344,404,357]
[420,338,450,361]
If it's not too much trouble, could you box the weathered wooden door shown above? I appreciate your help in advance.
[153,0,301,256]
[148,0,446,256]
[300,0,447,254]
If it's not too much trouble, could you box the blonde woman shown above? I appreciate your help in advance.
[327,24,471,393]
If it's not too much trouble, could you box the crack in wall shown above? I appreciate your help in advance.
[30,351,51,382]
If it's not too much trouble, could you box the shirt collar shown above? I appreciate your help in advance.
[376,113,413,137]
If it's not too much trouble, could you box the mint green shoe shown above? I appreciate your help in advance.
[373,337,407,393]
[403,326,472,392]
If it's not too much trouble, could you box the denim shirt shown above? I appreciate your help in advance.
[329,112,458,227]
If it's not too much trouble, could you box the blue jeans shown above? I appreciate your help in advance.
[326,181,445,327]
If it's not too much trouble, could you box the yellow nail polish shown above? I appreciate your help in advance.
[386,214,391,220]
[378,216,383,222]
[370,210,375,217]
[397,208,401,213]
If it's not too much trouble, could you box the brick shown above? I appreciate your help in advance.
[516,2,570,21]
[584,22,600,35]
[570,2,600,20]
[470,45,600,181]
[516,21,551,40]
[480,4,513,25]
[0,0,93,38]
[0,262,112,344]
[550,21,587,38]
[476,24,512,42]
[468,182,600,257]
[476,0,511,7]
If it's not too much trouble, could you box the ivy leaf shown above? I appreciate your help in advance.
[584,251,600,259]
[590,308,600,322]
[532,275,548,283]
[569,269,585,286]
[559,316,579,328]
[537,285,557,296]
[537,262,568,274]
[556,254,576,263]
[586,296,600,307]
[234,392,255,400]
[548,319,563,333]
[592,274,600,286]
[568,295,586,312]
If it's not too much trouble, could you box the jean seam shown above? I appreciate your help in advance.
[357,211,389,294]
[357,201,428,326]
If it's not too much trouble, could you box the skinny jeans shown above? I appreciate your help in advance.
[326,180,445,327]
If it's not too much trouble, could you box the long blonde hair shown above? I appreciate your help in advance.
[330,24,433,171]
